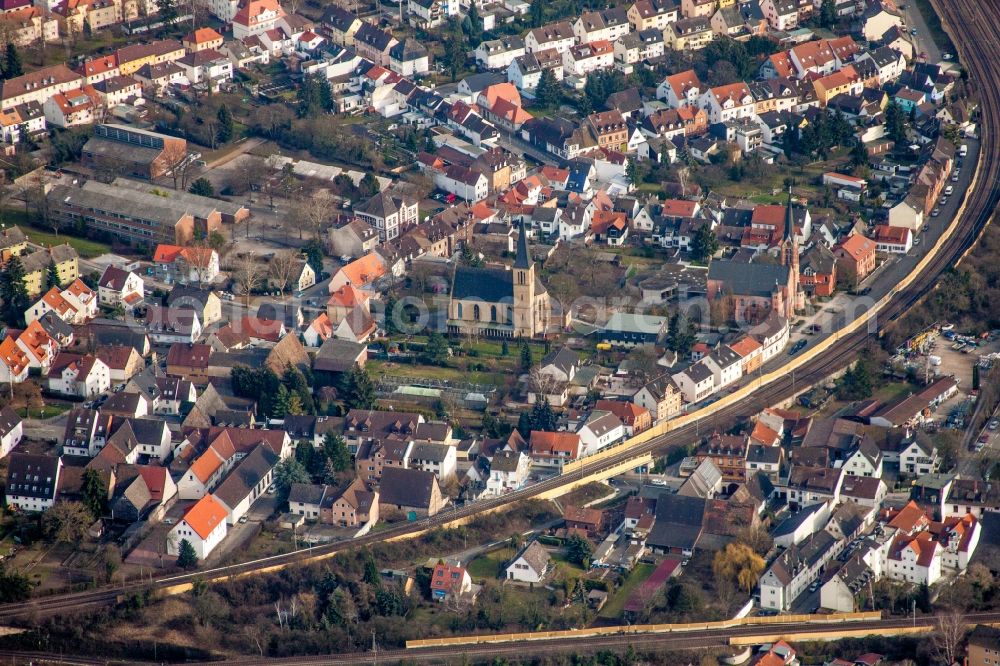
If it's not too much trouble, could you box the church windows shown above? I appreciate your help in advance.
[490,305,497,322]
[456,302,463,319]
[473,304,481,320]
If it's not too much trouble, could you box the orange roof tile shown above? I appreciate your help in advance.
[154,244,185,263]
[834,233,875,261]
[189,448,224,484]
[728,335,762,358]
[328,284,367,308]
[0,335,28,377]
[339,253,386,287]
[182,493,227,539]
[530,431,580,458]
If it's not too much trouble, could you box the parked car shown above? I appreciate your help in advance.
[945,185,954,196]
[932,208,941,217]
[789,339,808,355]
[989,419,999,431]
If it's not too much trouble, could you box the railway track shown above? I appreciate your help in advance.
[2,0,999,633]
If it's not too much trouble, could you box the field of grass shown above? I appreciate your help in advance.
[599,563,655,619]
[1,209,112,259]
[467,550,508,581]
[21,229,111,259]
[24,404,72,419]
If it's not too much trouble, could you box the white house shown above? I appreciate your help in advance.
[505,540,551,583]
[407,443,458,482]
[525,21,575,54]
[887,196,924,231]
[485,449,531,495]
[562,40,615,79]
[672,360,716,403]
[212,444,279,525]
[874,225,913,254]
[5,453,60,512]
[657,69,702,108]
[702,345,743,391]
[699,82,755,124]
[167,493,229,560]
[0,407,23,459]
[476,36,525,70]
[577,411,625,456]
[97,265,144,309]
[46,353,110,398]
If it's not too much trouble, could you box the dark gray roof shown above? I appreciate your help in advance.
[389,38,426,61]
[490,449,523,472]
[541,347,577,375]
[166,285,217,310]
[6,453,60,501]
[513,540,551,573]
[683,361,713,383]
[409,442,451,463]
[288,482,326,506]
[0,406,21,438]
[461,72,505,92]
[772,502,825,538]
[379,466,438,509]
[452,266,513,302]
[313,337,366,374]
[647,493,705,551]
[746,443,781,465]
[707,260,790,298]
[214,443,280,509]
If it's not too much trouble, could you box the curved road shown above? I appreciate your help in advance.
[1,1,999,652]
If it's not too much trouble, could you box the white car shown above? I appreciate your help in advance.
[945,185,954,196]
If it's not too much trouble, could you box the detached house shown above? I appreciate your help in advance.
[525,21,575,54]
[97,265,144,310]
[506,540,552,583]
[167,493,228,559]
[46,352,110,398]
[355,191,419,242]
[5,453,61,511]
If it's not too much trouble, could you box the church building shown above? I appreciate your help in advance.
[706,187,802,324]
[448,223,550,338]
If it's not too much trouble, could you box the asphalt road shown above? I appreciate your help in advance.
[897,0,943,63]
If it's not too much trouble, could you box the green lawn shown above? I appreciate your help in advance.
[21,229,111,259]
[467,550,508,580]
[24,404,72,419]
[599,563,655,619]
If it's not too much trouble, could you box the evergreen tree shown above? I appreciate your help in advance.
[820,0,836,28]
[45,261,61,290]
[3,44,22,79]
[363,551,381,587]
[176,539,198,569]
[272,385,291,418]
[345,365,377,410]
[189,177,215,197]
[529,397,557,431]
[465,2,483,46]
[519,340,532,370]
[534,68,561,108]
[850,139,869,168]
[885,100,907,144]
[667,313,697,357]
[303,239,325,276]
[323,432,351,472]
[154,0,179,28]
[81,468,107,519]
[322,457,339,485]
[691,223,719,261]
[529,0,544,27]
[424,332,449,366]
[216,104,235,144]
[517,411,531,438]
[0,256,29,326]
[359,172,379,198]
[501,340,509,356]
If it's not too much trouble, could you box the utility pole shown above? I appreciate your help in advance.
[371,628,377,666]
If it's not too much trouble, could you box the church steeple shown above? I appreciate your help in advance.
[781,183,803,314]
[513,219,531,270]
[783,184,795,245]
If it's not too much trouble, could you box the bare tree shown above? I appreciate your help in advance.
[529,366,565,402]
[185,239,216,286]
[930,608,968,666]
[163,142,194,191]
[242,156,269,205]
[268,250,299,293]
[232,252,264,306]
[295,188,334,240]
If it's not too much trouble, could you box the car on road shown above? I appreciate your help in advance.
[990,419,999,430]
[952,173,960,182]
[789,340,808,355]
[914,238,921,247]
[923,224,930,232]
[910,28,917,34]
[808,581,820,593]
[266,483,277,494]
[238,515,249,524]
[932,208,941,217]
[943,53,953,60]
[945,185,954,196]
[940,196,948,205]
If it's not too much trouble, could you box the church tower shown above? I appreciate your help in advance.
[781,185,804,314]
[512,221,537,338]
